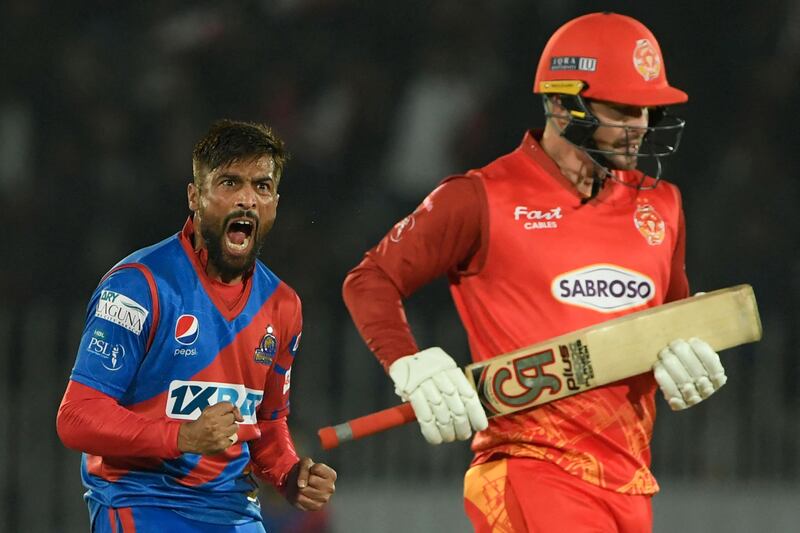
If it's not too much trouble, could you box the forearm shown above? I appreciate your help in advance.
[249,418,300,492]
[342,259,420,371]
[56,380,182,458]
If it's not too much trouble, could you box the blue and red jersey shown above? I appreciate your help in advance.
[60,218,302,524]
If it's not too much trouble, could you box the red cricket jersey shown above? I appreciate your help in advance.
[344,131,689,495]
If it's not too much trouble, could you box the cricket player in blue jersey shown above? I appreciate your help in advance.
[57,120,336,532]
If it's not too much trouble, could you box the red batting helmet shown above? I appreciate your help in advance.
[534,12,687,106]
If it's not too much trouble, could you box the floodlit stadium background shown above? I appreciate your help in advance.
[1,1,799,531]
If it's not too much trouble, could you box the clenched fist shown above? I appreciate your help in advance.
[177,402,244,455]
[284,457,337,511]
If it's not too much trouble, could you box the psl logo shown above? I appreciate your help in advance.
[632,38,661,81]
[87,333,126,371]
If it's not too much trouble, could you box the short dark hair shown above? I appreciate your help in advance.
[192,119,289,186]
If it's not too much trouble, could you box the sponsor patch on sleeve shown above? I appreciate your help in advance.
[95,289,149,335]
[283,368,292,395]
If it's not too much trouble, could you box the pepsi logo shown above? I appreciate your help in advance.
[175,314,199,345]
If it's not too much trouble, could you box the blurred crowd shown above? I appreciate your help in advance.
[2,0,799,480]
[2,0,798,305]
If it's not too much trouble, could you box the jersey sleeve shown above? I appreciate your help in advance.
[57,380,182,458]
[248,418,299,491]
[342,175,486,370]
[58,265,180,458]
[258,288,302,421]
[69,266,156,399]
[250,288,302,489]
[367,175,487,295]
[664,187,690,303]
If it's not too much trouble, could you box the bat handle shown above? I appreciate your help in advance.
[318,403,417,450]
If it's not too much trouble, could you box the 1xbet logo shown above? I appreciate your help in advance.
[166,381,263,424]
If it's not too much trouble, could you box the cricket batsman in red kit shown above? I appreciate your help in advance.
[343,13,729,532]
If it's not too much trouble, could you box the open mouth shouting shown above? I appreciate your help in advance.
[224,216,258,256]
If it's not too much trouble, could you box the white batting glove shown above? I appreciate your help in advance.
[653,338,727,411]
[389,347,489,445]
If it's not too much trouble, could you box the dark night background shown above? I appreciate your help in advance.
[1,1,798,531]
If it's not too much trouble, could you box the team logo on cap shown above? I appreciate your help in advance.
[632,38,661,81]
[175,314,199,345]
[633,204,665,246]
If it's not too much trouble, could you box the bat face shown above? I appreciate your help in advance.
[319,284,761,449]
[470,339,597,416]
[466,284,761,418]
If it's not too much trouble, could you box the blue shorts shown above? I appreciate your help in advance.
[90,504,267,533]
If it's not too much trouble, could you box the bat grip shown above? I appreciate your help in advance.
[318,403,417,450]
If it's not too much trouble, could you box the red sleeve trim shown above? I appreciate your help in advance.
[101,263,160,353]
[56,380,182,458]
[249,418,299,491]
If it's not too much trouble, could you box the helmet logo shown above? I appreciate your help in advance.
[633,204,665,245]
[549,56,597,72]
[632,39,661,81]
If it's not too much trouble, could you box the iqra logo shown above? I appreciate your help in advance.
[95,290,149,335]
[552,264,655,313]
[166,381,263,424]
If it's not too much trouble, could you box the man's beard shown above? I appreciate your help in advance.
[201,210,264,282]
[607,153,639,170]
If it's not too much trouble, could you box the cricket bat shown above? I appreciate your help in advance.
[318,284,762,450]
